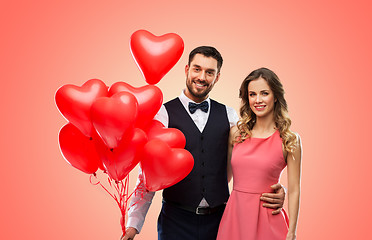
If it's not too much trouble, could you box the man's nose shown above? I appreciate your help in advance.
[198,71,206,80]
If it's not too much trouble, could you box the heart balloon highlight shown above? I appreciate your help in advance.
[95,128,148,181]
[140,139,194,191]
[55,79,108,137]
[130,30,184,85]
[59,123,101,174]
[109,82,163,128]
[91,92,138,149]
[145,120,186,148]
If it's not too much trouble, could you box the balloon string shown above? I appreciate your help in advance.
[99,178,118,202]
[89,173,100,185]
[115,175,130,233]
[89,172,146,233]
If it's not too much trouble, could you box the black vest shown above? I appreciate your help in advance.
[162,98,230,208]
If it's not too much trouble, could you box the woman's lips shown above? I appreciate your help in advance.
[254,105,266,111]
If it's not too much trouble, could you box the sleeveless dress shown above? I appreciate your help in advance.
[216,130,288,240]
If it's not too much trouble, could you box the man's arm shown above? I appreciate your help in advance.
[121,104,168,239]
[121,227,137,240]
[121,167,155,239]
[226,106,239,128]
[260,183,286,215]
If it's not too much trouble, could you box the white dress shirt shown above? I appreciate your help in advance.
[126,90,239,233]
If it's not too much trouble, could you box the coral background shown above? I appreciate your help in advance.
[1,0,371,239]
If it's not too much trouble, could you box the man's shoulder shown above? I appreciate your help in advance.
[210,98,225,107]
[164,97,180,107]
[210,99,239,125]
[210,99,235,111]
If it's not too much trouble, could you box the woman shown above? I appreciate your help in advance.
[217,68,302,240]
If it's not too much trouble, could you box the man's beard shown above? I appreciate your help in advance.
[186,79,211,100]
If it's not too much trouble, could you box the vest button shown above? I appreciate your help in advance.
[201,149,204,153]
[201,136,204,140]
[201,162,205,166]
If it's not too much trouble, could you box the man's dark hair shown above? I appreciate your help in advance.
[188,46,223,72]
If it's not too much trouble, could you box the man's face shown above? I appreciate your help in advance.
[184,54,220,103]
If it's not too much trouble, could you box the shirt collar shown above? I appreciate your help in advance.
[179,89,210,107]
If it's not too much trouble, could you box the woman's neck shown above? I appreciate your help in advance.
[253,114,276,134]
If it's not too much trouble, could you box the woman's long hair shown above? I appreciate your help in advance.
[237,67,297,153]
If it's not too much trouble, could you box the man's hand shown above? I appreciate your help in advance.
[260,183,286,215]
[120,227,137,240]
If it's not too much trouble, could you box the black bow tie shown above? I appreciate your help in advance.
[188,101,209,114]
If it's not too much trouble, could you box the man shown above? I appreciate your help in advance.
[121,46,285,240]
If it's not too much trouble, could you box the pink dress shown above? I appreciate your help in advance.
[217,130,288,240]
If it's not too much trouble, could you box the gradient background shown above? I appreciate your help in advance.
[1,0,371,239]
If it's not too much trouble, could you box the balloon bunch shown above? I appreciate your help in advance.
[55,30,194,233]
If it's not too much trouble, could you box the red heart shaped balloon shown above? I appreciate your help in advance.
[145,120,186,148]
[95,128,148,181]
[55,79,108,137]
[140,139,194,191]
[58,123,102,174]
[91,92,138,149]
[109,82,163,128]
[130,30,184,85]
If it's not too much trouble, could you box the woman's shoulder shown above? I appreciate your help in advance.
[290,131,302,154]
[292,131,302,144]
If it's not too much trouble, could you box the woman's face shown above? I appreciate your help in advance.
[247,77,276,119]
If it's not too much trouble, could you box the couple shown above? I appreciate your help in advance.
[121,46,302,240]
